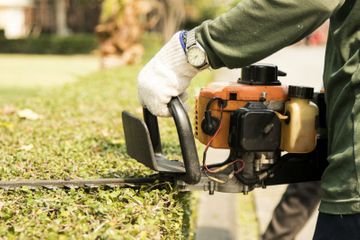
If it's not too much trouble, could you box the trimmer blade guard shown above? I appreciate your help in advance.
[122,97,201,184]
[122,111,185,173]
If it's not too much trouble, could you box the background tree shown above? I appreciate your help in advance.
[155,0,241,41]
[95,0,240,68]
[96,0,156,68]
[184,0,238,28]
[55,0,70,36]
[157,0,185,42]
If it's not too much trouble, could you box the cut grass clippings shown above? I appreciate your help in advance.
[0,35,212,239]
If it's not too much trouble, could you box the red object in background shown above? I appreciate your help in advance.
[306,21,329,46]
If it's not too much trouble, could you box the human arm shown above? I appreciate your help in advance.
[196,0,344,69]
[138,0,344,116]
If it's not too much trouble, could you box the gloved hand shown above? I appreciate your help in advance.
[138,32,200,117]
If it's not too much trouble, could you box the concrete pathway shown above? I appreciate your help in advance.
[195,149,241,240]
[195,46,325,240]
[196,192,240,240]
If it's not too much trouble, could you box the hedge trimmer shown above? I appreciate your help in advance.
[0,64,328,194]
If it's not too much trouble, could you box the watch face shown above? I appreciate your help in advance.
[187,47,206,67]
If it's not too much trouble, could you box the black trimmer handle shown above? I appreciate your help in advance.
[143,97,201,184]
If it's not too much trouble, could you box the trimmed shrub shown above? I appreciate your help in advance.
[0,34,212,238]
[0,34,98,54]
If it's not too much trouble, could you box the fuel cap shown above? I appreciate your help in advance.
[288,85,314,99]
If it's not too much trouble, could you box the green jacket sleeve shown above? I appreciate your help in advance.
[196,0,344,69]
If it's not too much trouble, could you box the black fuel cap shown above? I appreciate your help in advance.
[288,85,314,99]
[239,64,286,86]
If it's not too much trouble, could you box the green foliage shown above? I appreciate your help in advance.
[0,35,98,55]
[0,34,212,239]
[0,188,193,239]
[100,0,125,23]
[184,0,242,27]
[0,29,5,39]
[230,0,243,7]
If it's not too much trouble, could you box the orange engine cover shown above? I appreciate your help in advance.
[195,81,288,149]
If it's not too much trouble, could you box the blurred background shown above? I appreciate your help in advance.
[0,0,327,68]
[0,0,244,68]
[0,0,251,94]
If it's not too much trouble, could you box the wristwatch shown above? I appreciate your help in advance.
[184,29,210,70]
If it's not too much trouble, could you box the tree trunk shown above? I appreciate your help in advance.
[55,0,69,36]
[96,0,154,68]
[159,0,185,42]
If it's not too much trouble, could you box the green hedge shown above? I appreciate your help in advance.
[0,34,212,238]
[0,35,98,54]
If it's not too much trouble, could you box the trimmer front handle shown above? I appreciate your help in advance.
[122,97,201,184]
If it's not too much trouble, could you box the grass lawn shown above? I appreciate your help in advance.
[0,54,98,88]
[0,54,98,102]
[0,34,212,239]
[0,34,258,239]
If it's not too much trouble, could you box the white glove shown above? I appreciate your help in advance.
[138,32,200,117]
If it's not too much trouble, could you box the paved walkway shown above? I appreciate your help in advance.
[196,192,240,240]
[195,46,325,240]
[195,149,241,240]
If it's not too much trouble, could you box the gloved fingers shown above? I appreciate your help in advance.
[138,92,171,117]
[137,64,186,117]
[137,86,173,117]
[147,103,172,117]
[136,31,199,117]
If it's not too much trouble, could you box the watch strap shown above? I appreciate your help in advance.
[186,29,197,51]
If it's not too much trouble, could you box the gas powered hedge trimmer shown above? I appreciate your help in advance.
[0,64,328,194]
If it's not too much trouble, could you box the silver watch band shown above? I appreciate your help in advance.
[186,29,197,51]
